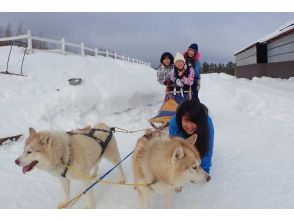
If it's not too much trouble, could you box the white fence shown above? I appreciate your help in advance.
[0,30,151,66]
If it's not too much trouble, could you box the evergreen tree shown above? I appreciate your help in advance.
[225,61,235,76]
[201,61,235,75]
[202,62,209,73]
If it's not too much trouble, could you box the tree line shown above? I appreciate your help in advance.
[201,61,235,76]
[0,22,48,49]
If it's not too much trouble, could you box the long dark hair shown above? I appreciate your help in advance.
[176,100,209,158]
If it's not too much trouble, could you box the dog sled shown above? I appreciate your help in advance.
[148,86,192,129]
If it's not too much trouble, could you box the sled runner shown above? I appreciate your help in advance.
[149,87,192,129]
[0,134,23,145]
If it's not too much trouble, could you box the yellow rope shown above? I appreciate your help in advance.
[66,164,149,187]
[99,179,148,187]
[113,126,152,133]
[58,165,150,209]
[58,192,84,209]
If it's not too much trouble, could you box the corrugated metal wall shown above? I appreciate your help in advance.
[235,46,257,66]
[268,33,294,63]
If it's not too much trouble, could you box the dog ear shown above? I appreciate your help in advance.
[144,129,153,135]
[187,134,198,145]
[80,125,91,133]
[172,147,185,163]
[40,133,52,147]
[29,127,37,135]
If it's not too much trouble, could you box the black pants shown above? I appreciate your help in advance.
[191,84,200,102]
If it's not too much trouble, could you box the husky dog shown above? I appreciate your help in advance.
[15,122,126,208]
[132,129,210,208]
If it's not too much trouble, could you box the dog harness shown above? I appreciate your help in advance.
[60,127,115,178]
[61,143,72,178]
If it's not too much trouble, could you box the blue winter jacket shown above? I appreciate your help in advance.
[194,60,201,81]
[168,115,214,173]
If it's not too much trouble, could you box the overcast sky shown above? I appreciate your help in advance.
[0,13,293,67]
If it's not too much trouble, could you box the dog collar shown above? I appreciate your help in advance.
[146,178,157,190]
[143,133,152,140]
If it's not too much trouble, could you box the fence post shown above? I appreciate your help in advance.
[61,38,65,55]
[133,58,135,63]
[114,52,117,60]
[122,55,124,61]
[106,50,109,58]
[27,30,32,54]
[128,56,130,62]
[81,42,85,56]
[95,48,98,56]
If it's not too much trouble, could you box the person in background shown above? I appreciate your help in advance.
[183,43,201,101]
[169,100,214,174]
[157,52,174,91]
[170,52,195,104]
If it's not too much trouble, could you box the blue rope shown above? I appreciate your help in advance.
[82,150,134,194]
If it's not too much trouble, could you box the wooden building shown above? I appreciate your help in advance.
[235,20,294,79]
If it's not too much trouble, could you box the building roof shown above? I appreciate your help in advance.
[235,19,294,56]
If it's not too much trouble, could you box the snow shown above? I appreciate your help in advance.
[1,46,294,209]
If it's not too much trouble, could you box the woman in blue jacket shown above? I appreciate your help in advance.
[169,100,214,173]
[183,43,201,102]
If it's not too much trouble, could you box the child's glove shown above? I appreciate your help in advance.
[176,79,184,87]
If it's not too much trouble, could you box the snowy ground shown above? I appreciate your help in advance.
[1,46,294,208]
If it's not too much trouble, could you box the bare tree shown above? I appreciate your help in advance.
[4,22,12,37]
[16,23,25,35]
[0,26,3,38]
[32,32,49,49]
[39,32,48,49]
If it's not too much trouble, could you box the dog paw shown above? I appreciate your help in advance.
[86,203,95,209]
[175,186,182,193]
[57,201,68,209]
[118,179,126,184]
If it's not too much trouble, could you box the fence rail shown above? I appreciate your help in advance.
[0,30,150,66]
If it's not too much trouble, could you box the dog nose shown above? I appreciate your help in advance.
[207,175,211,182]
[15,159,20,165]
